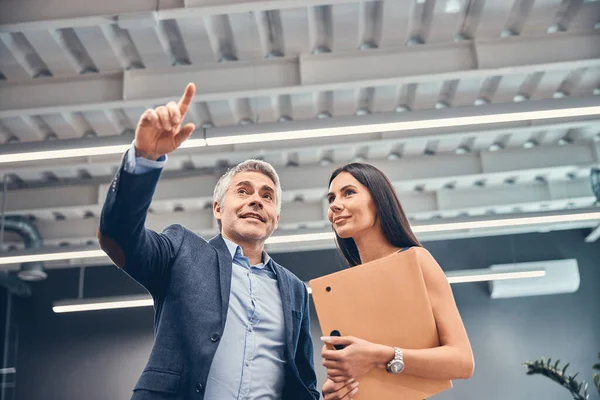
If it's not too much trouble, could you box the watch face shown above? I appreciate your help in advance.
[389,360,404,374]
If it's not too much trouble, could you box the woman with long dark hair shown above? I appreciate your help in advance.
[320,163,474,400]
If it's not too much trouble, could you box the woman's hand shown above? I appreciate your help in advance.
[322,378,359,400]
[321,336,393,382]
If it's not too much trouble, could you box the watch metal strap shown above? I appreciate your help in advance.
[394,347,403,362]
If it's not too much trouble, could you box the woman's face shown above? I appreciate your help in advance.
[327,172,379,239]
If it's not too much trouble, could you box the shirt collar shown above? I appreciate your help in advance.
[222,236,276,274]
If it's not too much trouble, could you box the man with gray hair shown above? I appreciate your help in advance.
[98,83,319,400]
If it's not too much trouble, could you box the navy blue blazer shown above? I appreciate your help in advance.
[98,158,319,400]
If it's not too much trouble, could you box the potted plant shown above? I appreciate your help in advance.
[524,353,600,399]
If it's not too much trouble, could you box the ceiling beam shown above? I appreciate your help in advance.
[29,177,594,241]
[1,207,599,269]
[2,32,599,118]
[1,176,594,251]
[1,142,595,216]
[0,0,372,32]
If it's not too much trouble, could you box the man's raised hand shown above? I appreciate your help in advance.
[134,83,196,160]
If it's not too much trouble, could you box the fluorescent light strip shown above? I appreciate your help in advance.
[0,368,16,375]
[305,269,547,294]
[53,297,153,313]
[413,212,600,233]
[1,211,599,265]
[0,138,207,164]
[2,106,599,164]
[0,144,131,164]
[446,270,546,284]
[178,138,208,149]
[266,232,334,244]
[54,269,545,312]
[0,249,105,266]
[206,106,600,146]
[265,211,600,244]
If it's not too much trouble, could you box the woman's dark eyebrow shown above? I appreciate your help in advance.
[326,185,357,198]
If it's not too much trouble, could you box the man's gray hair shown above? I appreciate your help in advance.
[213,159,282,214]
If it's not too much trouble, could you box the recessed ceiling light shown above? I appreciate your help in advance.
[553,90,567,99]
[455,145,470,155]
[488,143,504,152]
[500,29,517,38]
[513,94,528,102]
[557,137,572,145]
[386,152,401,161]
[547,23,565,34]
[319,157,333,166]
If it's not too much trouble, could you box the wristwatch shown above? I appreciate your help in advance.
[386,347,404,374]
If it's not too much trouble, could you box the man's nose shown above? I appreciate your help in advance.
[248,194,264,208]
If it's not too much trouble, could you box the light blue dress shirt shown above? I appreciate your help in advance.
[124,144,287,399]
[123,143,167,174]
[205,238,286,400]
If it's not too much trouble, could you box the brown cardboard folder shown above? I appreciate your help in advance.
[309,247,452,400]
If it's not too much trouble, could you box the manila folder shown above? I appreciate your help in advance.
[309,247,452,400]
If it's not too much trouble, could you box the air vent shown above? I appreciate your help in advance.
[489,259,580,299]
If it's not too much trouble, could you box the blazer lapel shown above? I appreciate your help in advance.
[209,235,233,322]
[274,263,295,363]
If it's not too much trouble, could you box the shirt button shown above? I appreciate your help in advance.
[195,383,203,393]
[210,332,220,342]
[248,326,253,332]
[245,362,250,367]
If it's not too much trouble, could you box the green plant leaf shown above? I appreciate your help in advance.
[524,356,590,400]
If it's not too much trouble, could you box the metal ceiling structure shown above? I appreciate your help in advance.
[0,0,599,269]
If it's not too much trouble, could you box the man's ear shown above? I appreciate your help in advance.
[213,201,222,220]
[274,213,280,231]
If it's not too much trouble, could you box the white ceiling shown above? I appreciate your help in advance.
[0,0,599,267]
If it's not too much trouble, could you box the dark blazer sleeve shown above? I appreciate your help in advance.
[296,284,320,400]
[97,154,185,295]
